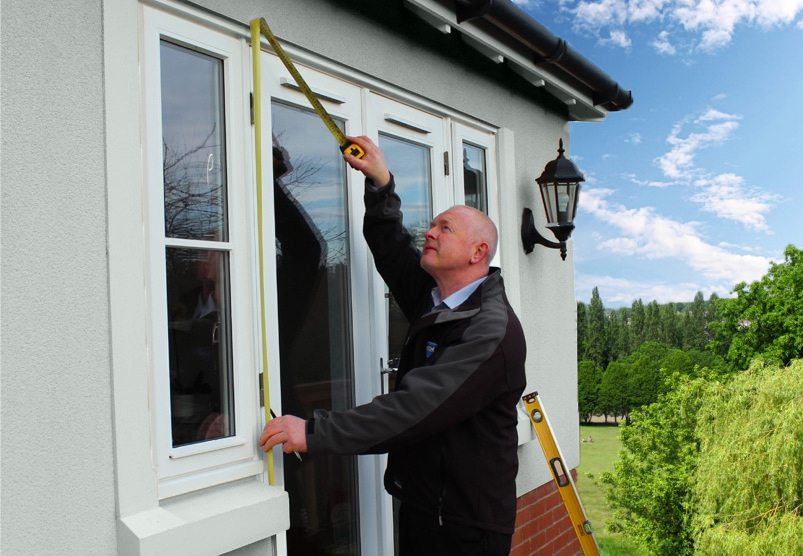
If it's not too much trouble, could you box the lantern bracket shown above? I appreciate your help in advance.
[521,208,567,260]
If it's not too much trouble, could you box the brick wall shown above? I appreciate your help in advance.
[511,469,583,556]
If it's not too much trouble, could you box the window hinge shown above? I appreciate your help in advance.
[443,151,450,176]
[250,93,254,125]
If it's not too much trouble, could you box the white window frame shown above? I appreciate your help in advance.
[452,122,500,265]
[141,6,263,498]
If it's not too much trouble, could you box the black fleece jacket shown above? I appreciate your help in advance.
[306,177,527,534]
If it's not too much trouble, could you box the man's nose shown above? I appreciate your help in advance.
[425,226,437,239]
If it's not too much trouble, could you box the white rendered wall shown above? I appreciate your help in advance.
[1,0,118,553]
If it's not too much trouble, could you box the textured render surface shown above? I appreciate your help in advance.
[1,0,117,553]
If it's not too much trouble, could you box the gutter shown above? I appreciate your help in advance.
[453,0,633,112]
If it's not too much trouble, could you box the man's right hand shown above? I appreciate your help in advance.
[343,135,391,188]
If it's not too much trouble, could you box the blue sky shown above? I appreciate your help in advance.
[516,0,803,308]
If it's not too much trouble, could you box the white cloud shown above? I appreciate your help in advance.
[575,272,730,305]
[695,108,740,122]
[626,132,643,144]
[691,173,780,231]
[569,0,803,51]
[655,111,741,179]
[574,0,629,28]
[624,173,674,187]
[579,187,772,284]
[651,30,677,53]
[601,29,633,46]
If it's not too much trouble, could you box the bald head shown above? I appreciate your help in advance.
[449,205,498,266]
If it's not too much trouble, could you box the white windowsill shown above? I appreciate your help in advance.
[117,479,289,556]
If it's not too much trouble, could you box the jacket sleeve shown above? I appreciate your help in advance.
[306,298,515,455]
[362,177,434,322]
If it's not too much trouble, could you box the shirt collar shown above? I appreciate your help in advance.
[431,275,487,310]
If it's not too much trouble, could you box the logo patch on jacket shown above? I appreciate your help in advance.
[425,341,437,359]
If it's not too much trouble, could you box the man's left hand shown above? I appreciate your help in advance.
[259,415,308,454]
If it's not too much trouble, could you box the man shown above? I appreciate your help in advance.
[260,136,526,555]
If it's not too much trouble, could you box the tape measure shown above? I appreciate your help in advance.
[522,392,601,556]
[252,18,365,159]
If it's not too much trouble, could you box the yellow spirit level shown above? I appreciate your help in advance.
[251,17,364,159]
[522,392,600,556]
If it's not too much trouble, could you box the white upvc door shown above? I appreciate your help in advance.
[261,51,397,556]
[260,49,484,556]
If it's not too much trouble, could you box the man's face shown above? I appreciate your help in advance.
[420,208,476,277]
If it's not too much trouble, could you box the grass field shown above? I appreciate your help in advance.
[575,424,649,556]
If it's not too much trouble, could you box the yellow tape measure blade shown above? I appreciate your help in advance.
[255,18,364,160]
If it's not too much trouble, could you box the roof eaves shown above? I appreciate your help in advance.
[404,0,633,122]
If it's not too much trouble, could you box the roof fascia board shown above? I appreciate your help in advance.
[404,0,608,122]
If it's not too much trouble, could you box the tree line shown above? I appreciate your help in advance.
[583,244,803,555]
[577,289,725,422]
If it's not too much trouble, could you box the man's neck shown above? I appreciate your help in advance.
[435,268,489,299]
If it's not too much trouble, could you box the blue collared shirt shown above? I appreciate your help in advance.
[431,275,487,310]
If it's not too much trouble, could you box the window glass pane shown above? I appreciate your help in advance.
[378,135,432,374]
[462,142,487,213]
[166,247,234,446]
[272,100,359,556]
[160,41,229,241]
[379,134,431,250]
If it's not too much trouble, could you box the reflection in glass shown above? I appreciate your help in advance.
[159,41,235,447]
[378,135,432,375]
[379,134,431,250]
[462,142,487,214]
[166,248,234,446]
[272,101,359,555]
[160,41,228,241]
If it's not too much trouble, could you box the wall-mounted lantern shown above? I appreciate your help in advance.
[521,139,584,260]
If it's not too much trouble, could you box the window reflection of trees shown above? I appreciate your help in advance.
[162,125,226,242]
[274,155,348,267]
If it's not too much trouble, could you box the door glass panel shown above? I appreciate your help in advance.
[160,41,228,241]
[462,142,487,213]
[165,247,234,446]
[378,134,432,372]
[272,100,359,555]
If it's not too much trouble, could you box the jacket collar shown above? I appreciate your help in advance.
[409,268,502,336]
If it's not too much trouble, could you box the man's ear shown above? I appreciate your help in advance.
[470,241,490,265]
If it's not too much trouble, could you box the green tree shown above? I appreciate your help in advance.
[606,309,623,362]
[630,299,646,351]
[693,359,803,554]
[577,360,600,422]
[624,341,671,409]
[599,361,631,421]
[587,287,608,370]
[577,301,588,362]
[645,301,661,343]
[712,245,803,370]
[618,307,631,357]
[683,291,707,351]
[705,292,720,345]
[659,303,682,348]
[601,374,710,555]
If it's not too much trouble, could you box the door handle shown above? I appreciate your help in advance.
[380,358,398,395]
